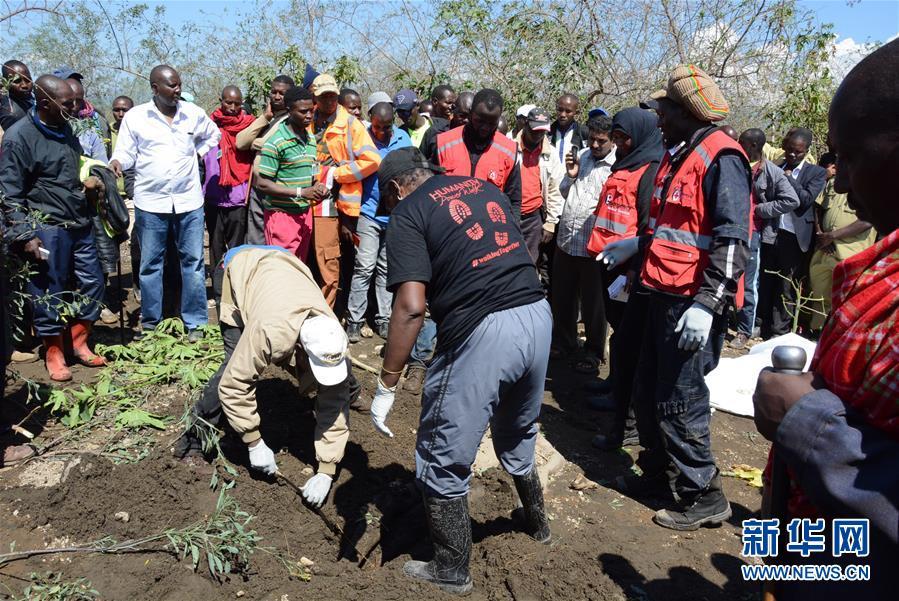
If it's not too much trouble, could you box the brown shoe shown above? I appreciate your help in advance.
[729,332,750,350]
[1,444,35,467]
[402,365,426,394]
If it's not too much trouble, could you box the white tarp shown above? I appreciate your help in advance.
[706,333,817,417]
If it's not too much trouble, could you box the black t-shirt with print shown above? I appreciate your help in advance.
[386,175,543,353]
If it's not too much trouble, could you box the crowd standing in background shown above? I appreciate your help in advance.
[0,39,896,598]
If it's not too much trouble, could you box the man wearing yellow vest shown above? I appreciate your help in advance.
[309,74,381,308]
[599,65,752,530]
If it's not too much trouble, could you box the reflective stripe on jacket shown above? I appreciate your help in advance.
[312,105,380,217]
[436,126,517,190]
[586,162,652,254]
[640,130,748,300]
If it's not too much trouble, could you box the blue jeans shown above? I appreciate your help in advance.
[136,206,208,331]
[409,317,437,367]
[416,300,551,498]
[347,216,391,327]
[736,232,760,336]
[28,225,104,336]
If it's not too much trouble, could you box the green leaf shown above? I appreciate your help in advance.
[114,409,167,430]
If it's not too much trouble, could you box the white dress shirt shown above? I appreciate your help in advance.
[556,146,616,257]
[111,100,220,214]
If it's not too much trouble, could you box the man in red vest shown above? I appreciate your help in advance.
[434,88,521,217]
[599,65,752,530]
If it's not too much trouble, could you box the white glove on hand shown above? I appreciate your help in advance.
[301,473,333,508]
[596,237,640,267]
[248,439,278,475]
[371,379,397,438]
[675,302,714,351]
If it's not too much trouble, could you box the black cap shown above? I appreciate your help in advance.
[378,146,444,191]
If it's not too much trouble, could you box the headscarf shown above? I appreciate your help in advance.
[77,98,97,120]
[210,108,256,187]
[610,107,663,173]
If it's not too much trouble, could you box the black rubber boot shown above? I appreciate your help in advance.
[652,474,732,531]
[403,495,473,595]
[511,468,551,544]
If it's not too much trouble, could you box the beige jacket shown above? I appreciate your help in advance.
[514,133,566,233]
[217,247,349,475]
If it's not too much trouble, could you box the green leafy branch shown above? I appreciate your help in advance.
[0,486,261,582]
[41,319,223,430]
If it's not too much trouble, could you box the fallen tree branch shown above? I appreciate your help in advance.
[0,534,167,566]
[349,354,380,375]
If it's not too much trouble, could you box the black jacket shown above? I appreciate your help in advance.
[0,93,32,131]
[0,113,89,239]
[547,121,589,157]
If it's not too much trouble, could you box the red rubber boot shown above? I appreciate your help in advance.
[43,334,72,382]
[69,320,106,367]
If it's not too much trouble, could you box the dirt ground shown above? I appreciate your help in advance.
[0,262,770,600]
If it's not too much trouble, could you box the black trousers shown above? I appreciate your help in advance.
[758,232,805,338]
[520,210,544,265]
[632,292,726,502]
[550,248,608,359]
[607,288,649,440]
[206,204,247,271]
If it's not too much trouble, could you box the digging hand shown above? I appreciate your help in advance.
[370,378,396,438]
[248,439,278,475]
[301,473,333,508]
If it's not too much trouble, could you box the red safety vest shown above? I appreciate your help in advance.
[586,162,652,255]
[640,130,750,304]
[436,126,517,190]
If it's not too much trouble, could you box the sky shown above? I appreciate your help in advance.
[151,0,899,44]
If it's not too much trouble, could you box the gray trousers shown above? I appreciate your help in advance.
[416,299,552,498]
[347,216,391,327]
[245,189,266,245]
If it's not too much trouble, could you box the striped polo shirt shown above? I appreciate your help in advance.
[258,120,320,214]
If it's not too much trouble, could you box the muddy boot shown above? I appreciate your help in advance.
[403,495,473,595]
[652,474,732,531]
[402,365,426,394]
[42,334,72,382]
[511,468,551,543]
[69,320,106,367]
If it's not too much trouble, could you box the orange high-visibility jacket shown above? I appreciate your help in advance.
[312,105,380,217]
[586,162,653,255]
[640,130,749,304]
[436,126,517,190]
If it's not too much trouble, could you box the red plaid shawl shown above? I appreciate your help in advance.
[812,227,899,434]
[769,228,899,517]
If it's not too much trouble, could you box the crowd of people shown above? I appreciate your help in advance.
[0,38,896,598]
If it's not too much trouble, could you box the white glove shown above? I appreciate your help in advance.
[596,237,640,267]
[248,439,278,475]
[675,302,714,351]
[301,473,333,508]
[371,379,396,438]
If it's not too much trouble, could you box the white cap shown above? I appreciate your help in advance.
[367,91,393,112]
[516,103,536,118]
[299,315,349,386]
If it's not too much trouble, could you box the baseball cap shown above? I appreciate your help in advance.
[311,74,339,97]
[52,67,83,81]
[299,315,348,386]
[516,103,536,118]
[367,91,393,112]
[588,107,609,118]
[526,107,551,132]
[378,146,445,192]
[393,88,419,111]
[640,64,729,122]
